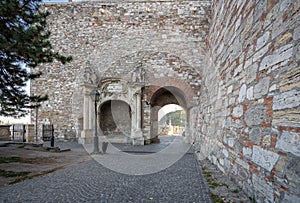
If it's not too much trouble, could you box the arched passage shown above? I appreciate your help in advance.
[99,100,132,136]
[149,86,188,142]
[158,104,186,136]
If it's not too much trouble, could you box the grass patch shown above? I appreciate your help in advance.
[0,156,31,164]
[210,181,226,189]
[202,166,228,189]
[0,169,30,177]
[211,193,224,203]
[203,170,212,178]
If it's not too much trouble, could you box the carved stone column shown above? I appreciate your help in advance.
[133,90,144,145]
[79,88,93,144]
[136,91,142,130]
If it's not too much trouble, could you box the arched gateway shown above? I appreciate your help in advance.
[79,51,202,145]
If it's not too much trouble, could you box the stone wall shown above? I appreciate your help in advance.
[31,0,210,139]
[195,0,300,202]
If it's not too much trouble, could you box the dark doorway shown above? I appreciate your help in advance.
[100,100,132,136]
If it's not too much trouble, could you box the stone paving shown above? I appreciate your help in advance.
[0,137,212,203]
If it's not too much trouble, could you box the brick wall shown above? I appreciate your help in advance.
[195,0,300,201]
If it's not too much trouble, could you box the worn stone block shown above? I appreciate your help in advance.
[238,84,247,103]
[279,66,300,92]
[262,135,271,146]
[254,77,270,99]
[275,32,293,47]
[252,174,274,202]
[247,86,254,100]
[285,153,300,191]
[273,109,300,128]
[243,146,252,158]
[259,44,293,71]
[236,157,250,170]
[245,104,266,126]
[223,148,229,158]
[238,167,249,180]
[275,156,288,175]
[253,42,270,62]
[252,146,279,171]
[232,105,243,118]
[257,31,270,50]
[276,131,300,156]
[249,127,262,145]
[228,137,235,148]
[234,141,243,154]
[273,89,300,110]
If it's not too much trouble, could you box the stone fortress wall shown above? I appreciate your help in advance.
[31,0,300,201]
[195,0,300,202]
[31,0,210,140]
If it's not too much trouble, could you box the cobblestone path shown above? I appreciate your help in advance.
[0,137,212,203]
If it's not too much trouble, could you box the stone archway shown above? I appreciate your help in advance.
[149,86,188,142]
[99,100,132,138]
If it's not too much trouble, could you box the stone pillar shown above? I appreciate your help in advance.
[83,94,89,130]
[136,92,142,130]
[150,106,160,142]
[89,98,94,130]
[132,90,144,145]
[79,90,93,144]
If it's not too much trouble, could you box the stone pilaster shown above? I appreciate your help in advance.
[132,90,144,145]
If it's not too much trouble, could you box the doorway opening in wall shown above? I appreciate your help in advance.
[149,86,188,144]
[100,100,131,141]
[158,104,186,137]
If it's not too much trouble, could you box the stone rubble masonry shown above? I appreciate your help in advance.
[31,0,211,139]
[31,0,300,202]
[197,0,300,202]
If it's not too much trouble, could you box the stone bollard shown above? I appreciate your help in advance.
[102,142,108,154]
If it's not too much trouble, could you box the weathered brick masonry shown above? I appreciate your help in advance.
[31,0,300,201]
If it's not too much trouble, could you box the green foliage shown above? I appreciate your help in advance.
[160,110,185,127]
[0,0,72,117]
[210,193,224,203]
